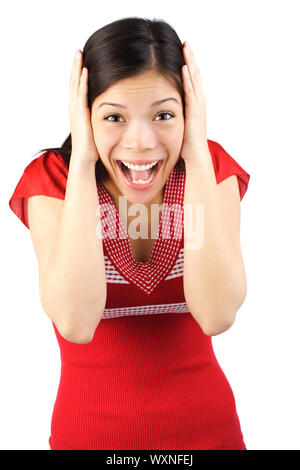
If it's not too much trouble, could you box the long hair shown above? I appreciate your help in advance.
[38,16,186,186]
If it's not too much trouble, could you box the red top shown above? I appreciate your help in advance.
[9,139,250,450]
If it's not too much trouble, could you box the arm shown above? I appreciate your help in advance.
[180,42,247,336]
[183,151,247,336]
[30,157,106,344]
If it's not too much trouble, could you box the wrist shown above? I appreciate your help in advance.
[183,144,211,168]
[70,154,97,171]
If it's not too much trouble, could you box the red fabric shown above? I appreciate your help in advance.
[8,139,250,450]
[8,151,67,229]
[208,140,250,201]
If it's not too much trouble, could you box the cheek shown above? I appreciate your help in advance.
[166,125,184,152]
[93,128,116,154]
[157,121,183,139]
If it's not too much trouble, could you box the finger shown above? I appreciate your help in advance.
[181,64,195,110]
[182,43,204,100]
[78,67,89,108]
[69,49,83,108]
[183,42,200,78]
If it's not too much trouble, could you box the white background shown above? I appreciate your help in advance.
[1,0,299,450]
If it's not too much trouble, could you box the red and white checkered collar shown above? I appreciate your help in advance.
[97,158,185,294]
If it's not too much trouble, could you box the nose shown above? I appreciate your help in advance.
[122,122,157,151]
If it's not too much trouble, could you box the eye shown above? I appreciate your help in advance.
[103,112,175,123]
[104,114,124,123]
[154,112,175,121]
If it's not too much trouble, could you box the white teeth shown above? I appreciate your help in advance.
[121,160,158,171]
[131,174,155,184]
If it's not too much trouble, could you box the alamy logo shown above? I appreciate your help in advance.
[96,195,204,251]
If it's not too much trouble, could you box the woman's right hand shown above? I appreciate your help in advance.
[68,49,100,165]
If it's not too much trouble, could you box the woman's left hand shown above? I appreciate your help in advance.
[180,41,209,163]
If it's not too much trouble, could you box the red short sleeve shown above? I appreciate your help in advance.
[8,151,68,230]
[207,139,250,201]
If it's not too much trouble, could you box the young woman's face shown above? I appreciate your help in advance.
[91,69,184,207]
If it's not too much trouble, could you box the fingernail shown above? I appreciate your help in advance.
[75,49,81,59]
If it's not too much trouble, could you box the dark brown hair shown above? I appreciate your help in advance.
[38,16,186,186]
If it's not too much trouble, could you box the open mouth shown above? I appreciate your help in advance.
[116,160,163,187]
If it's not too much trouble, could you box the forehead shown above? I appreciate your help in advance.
[95,69,180,104]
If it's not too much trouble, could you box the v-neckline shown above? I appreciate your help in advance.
[97,158,186,294]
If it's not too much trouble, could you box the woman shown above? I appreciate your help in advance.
[8,17,250,450]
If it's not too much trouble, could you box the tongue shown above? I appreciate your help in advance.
[128,167,152,181]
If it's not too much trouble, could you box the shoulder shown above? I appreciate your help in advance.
[28,150,68,175]
[207,138,250,201]
[9,151,68,229]
[31,151,68,196]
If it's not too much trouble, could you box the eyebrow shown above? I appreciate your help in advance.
[97,97,179,109]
